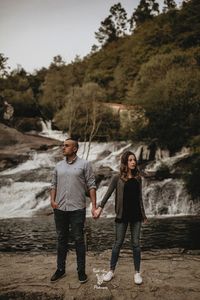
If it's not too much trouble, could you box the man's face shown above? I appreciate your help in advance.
[62,140,77,157]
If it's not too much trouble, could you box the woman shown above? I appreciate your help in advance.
[95,151,147,285]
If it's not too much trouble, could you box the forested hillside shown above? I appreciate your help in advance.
[0,0,199,151]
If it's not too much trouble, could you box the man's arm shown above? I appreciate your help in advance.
[50,167,58,209]
[84,162,97,217]
[50,188,58,209]
[89,188,97,218]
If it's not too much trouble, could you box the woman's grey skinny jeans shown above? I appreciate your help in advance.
[110,221,141,272]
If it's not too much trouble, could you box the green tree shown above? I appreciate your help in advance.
[39,59,85,119]
[110,3,128,37]
[130,0,159,29]
[127,49,199,104]
[127,48,200,151]
[0,66,40,118]
[54,82,105,136]
[27,68,47,117]
[95,2,128,46]
[39,70,67,119]
[163,0,177,12]
[54,82,119,151]
[95,15,117,45]
[70,56,87,87]
[0,53,10,78]
[90,44,99,54]
[50,55,65,69]
[129,66,200,152]
[2,78,36,117]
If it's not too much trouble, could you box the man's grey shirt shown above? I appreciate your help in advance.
[51,156,96,211]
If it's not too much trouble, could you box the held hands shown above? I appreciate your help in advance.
[91,207,102,219]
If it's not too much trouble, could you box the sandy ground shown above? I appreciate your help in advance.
[0,249,200,300]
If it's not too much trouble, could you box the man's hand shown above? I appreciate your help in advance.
[89,188,97,219]
[93,207,102,219]
[50,189,57,209]
[51,200,58,209]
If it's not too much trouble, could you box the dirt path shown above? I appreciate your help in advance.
[0,250,199,299]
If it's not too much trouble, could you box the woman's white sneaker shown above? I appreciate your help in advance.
[103,270,114,282]
[134,272,142,284]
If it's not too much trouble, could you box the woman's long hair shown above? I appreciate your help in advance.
[120,151,140,181]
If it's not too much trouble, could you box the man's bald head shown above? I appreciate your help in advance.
[64,138,79,153]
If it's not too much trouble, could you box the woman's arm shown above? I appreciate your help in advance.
[94,174,119,218]
[99,174,119,209]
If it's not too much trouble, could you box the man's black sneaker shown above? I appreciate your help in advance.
[50,269,65,282]
[78,272,88,284]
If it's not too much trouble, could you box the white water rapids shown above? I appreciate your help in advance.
[0,121,198,219]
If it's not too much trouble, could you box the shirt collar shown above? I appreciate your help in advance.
[66,155,78,165]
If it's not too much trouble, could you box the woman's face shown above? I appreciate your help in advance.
[127,154,137,170]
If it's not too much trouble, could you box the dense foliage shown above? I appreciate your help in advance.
[0,0,199,149]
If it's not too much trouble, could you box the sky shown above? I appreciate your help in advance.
[1,0,181,73]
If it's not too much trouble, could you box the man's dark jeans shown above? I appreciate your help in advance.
[54,208,86,273]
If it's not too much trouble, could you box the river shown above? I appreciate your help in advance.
[0,215,199,252]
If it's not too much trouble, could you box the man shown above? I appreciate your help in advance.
[50,138,97,283]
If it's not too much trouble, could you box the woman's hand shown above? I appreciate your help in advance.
[93,207,103,219]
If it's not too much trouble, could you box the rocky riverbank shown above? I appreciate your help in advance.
[0,249,199,300]
[0,123,60,171]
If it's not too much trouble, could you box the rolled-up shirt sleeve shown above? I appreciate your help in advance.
[85,162,96,190]
[51,167,57,190]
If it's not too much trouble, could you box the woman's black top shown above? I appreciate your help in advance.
[115,178,142,223]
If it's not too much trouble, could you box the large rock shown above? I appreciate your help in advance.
[0,123,60,171]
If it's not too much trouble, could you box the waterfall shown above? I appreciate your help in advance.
[0,182,50,219]
[1,150,56,175]
[146,147,190,172]
[0,125,198,219]
[143,178,196,216]
[40,120,68,141]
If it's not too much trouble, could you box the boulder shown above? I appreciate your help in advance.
[0,123,60,171]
